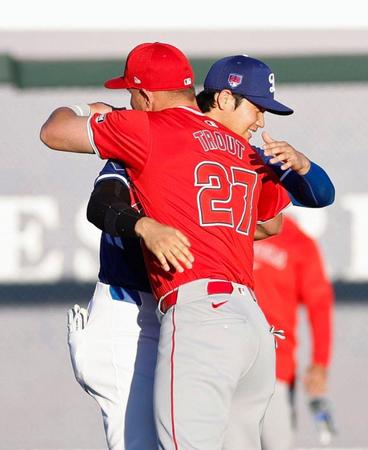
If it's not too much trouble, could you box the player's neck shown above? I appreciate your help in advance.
[151,91,197,111]
[204,110,248,141]
[155,100,197,111]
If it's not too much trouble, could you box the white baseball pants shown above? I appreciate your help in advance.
[68,281,160,450]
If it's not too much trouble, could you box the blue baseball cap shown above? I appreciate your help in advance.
[204,55,293,115]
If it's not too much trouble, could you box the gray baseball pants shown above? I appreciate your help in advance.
[154,278,276,450]
[261,380,294,450]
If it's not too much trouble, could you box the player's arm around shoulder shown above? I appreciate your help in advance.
[40,102,112,153]
[254,131,335,207]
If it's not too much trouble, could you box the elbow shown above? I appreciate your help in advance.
[291,182,336,209]
[40,122,59,150]
[309,184,336,208]
[40,119,69,151]
[39,123,49,147]
[268,224,282,237]
[302,162,336,208]
[86,196,105,231]
[86,198,98,227]
[257,214,283,239]
[268,214,284,236]
[318,184,335,207]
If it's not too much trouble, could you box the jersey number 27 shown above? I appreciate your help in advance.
[195,161,258,235]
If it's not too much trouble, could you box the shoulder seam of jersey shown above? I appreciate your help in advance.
[110,161,126,172]
[95,173,130,186]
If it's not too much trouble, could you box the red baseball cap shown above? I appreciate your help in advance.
[104,42,194,91]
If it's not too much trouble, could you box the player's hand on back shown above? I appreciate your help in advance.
[135,217,194,273]
[262,131,311,175]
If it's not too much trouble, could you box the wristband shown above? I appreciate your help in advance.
[67,103,91,117]
[115,208,145,238]
[103,204,144,239]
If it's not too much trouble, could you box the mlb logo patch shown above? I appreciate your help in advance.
[228,73,243,88]
[204,120,218,128]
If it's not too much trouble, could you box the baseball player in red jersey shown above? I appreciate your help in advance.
[253,216,334,450]
[40,45,323,449]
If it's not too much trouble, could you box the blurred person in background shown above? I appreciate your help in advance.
[253,215,334,450]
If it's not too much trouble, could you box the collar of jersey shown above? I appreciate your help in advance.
[176,105,205,116]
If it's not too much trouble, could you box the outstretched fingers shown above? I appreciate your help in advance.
[139,218,194,273]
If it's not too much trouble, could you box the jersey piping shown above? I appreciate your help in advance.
[256,202,291,224]
[95,173,130,187]
[87,115,101,157]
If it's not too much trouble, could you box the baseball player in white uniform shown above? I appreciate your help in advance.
[67,159,161,450]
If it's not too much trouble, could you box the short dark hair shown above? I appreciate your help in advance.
[196,89,244,113]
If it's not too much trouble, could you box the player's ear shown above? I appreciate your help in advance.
[139,89,154,111]
[216,90,234,111]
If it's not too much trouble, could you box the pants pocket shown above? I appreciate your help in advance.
[68,330,87,388]
[199,317,247,326]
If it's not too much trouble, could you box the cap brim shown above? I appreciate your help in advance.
[104,76,130,89]
[245,95,293,116]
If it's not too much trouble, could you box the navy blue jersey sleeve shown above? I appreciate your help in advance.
[253,146,335,208]
[284,161,335,207]
[95,159,129,187]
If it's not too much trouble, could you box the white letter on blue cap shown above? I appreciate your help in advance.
[269,73,275,93]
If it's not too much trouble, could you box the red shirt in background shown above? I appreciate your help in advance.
[88,106,290,299]
[254,216,334,383]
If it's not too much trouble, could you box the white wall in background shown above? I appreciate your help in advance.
[1,0,368,30]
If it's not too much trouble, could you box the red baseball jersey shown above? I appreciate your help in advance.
[88,106,290,299]
[253,217,334,383]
